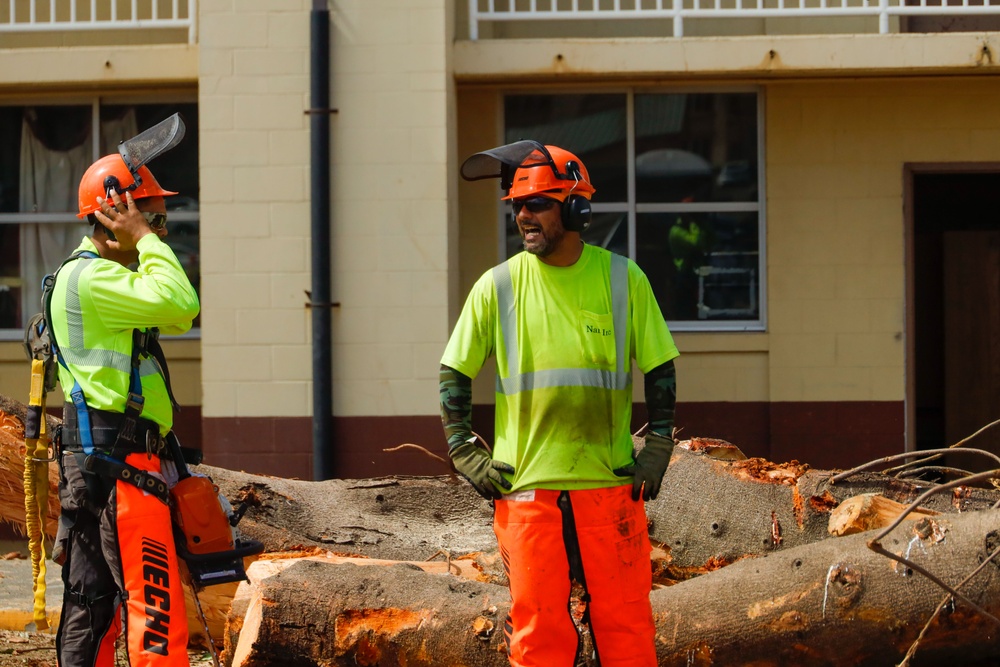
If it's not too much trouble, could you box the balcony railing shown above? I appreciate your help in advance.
[0,0,196,44]
[469,0,1000,38]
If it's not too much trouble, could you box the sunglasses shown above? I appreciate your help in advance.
[142,211,168,231]
[511,196,559,215]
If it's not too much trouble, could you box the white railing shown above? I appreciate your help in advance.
[469,0,1000,38]
[0,0,197,44]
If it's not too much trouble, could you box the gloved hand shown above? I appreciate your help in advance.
[614,431,675,501]
[449,437,515,500]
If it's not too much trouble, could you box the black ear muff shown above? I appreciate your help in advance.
[562,194,592,233]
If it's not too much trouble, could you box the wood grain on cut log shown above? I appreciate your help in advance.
[220,510,1000,667]
[224,557,511,667]
[828,493,940,537]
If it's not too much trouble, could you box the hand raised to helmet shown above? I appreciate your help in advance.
[94,190,153,252]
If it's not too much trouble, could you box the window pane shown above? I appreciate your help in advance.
[0,102,199,331]
[504,94,628,203]
[0,225,19,329]
[637,211,760,321]
[635,93,758,204]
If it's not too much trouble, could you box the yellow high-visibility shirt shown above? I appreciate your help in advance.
[441,244,678,491]
[50,235,200,433]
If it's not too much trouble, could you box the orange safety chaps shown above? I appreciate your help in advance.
[493,484,656,667]
[56,451,189,667]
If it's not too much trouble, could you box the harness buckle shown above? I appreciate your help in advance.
[146,430,165,457]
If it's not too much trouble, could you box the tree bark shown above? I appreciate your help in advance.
[6,394,1000,664]
[652,507,1000,667]
[225,558,512,667]
[221,508,1000,667]
[647,438,1000,576]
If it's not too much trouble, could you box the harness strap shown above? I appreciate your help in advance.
[44,249,178,460]
[83,454,170,504]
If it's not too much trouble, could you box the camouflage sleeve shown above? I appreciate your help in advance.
[644,358,676,438]
[440,364,473,452]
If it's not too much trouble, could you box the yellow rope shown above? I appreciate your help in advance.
[23,358,50,631]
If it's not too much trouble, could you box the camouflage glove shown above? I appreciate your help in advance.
[449,437,514,501]
[614,431,675,501]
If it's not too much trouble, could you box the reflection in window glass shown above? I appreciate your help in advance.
[637,211,759,321]
[502,90,762,329]
[635,93,758,204]
[504,94,628,204]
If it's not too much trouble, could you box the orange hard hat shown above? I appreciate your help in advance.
[77,154,177,218]
[502,145,596,201]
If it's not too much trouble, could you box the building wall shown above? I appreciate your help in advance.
[198,0,455,479]
[453,76,1000,469]
[0,42,199,434]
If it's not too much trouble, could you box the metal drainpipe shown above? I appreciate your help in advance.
[310,1,335,480]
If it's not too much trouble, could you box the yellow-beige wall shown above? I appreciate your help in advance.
[197,0,452,423]
[455,76,1000,411]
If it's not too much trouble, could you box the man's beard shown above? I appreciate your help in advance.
[521,224,564,257]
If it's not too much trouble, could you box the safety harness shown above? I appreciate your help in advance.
[40,249,178,502]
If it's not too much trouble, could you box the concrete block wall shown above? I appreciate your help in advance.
[198,0,313,425]
[765,78,1000,403]
[198,1,453,476]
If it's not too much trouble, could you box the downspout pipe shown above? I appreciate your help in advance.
[310,2,334,480]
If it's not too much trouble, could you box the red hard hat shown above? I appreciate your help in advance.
[77,154,177,218]
[502,145,596,201]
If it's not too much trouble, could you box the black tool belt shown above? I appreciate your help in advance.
[62,402,164,456]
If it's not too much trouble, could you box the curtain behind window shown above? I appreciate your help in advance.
[18,108,137,322]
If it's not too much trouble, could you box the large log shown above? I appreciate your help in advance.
[222,508,1000,667]
[6,393,1000,664]
[647,438,1000,577]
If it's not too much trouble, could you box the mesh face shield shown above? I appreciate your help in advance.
[460,140,561,191]
[116,113,186,190]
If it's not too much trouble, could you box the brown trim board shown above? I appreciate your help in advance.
[202,401,903,480]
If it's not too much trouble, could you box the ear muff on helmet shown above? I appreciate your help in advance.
[562,194,592,232]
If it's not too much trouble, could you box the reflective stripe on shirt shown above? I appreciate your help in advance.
[59,257,159,378]
[492,252,631,395]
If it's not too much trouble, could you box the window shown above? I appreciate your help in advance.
[0,99,199,337]
[504,90,764,331]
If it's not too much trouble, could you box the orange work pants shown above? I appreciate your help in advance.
[56,451,189,667]
[493,485,656,667]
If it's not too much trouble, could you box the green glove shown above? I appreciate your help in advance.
[449,437,515,500]
[614,431,675,501]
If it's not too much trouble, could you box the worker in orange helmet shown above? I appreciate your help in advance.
[51,151,199,666]
[441,141,680,666]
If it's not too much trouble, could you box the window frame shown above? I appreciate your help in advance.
[0,93,200,341]
[498,85,767,333]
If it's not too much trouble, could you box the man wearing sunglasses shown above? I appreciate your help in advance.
[48,153,199,667]
[441,142,679,666]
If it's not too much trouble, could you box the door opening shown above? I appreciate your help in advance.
[910,169,1000,471]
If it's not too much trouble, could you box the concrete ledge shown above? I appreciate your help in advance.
[0,44,197,92]
[454,33,1000,81]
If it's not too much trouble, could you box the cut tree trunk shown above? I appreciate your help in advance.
[652,507,1000,667]
[221,508,1000,667]
[5,393,1000,664]
[647,438,1000,576]
[828,493,940,537]
[224,557,512,667]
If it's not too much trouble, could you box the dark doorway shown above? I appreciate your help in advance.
[911,170,1000,469]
